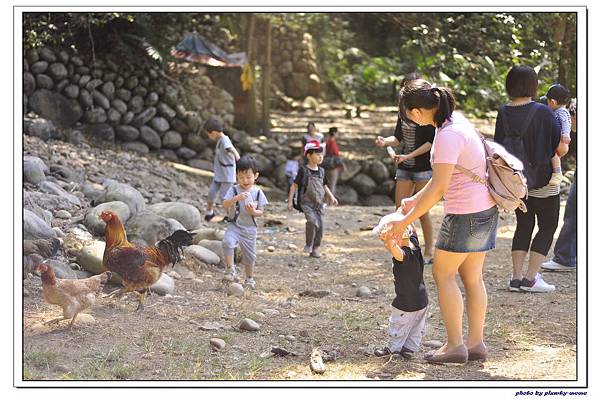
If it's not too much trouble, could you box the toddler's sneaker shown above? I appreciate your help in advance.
[508,278,522,292]
[542,259,575,271]
[204,212,215,222]
[224,266,239,282]
[310,247,322,258]
[520,273,556,293]
[549,171,563,186]
[303,245,313,253]
[244,277,257,290]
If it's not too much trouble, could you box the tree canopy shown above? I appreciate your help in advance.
[23,11,576,116]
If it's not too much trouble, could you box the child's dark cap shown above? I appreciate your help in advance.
[204,116,224,133]
[546,84,570,104]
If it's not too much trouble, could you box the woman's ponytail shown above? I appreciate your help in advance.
[432,87,455,127]
[399,80,456,127]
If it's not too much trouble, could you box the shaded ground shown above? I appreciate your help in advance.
[22,106,576,382]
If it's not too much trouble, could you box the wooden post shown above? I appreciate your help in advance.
[262,19,272,137]
[246,14,257,135]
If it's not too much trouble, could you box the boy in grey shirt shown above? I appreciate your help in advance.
[204,117,240,222]
[222,156,269,289]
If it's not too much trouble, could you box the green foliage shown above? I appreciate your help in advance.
[310,12,576,115]
[22,12,576,115]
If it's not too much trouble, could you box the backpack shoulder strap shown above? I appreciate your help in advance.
[455,164,487,185]
[232,185,240,223]
[300,165,310,194]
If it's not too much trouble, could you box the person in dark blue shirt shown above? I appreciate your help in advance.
[494,66,564,293]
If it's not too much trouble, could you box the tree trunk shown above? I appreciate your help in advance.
[246,14,257,135]
[558,13,576,91]
[262,19,272,137]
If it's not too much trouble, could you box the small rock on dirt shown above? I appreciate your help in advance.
[267,245,275,252]
[310,348,326,374]
[55,210,71,219]
[210,338,226,350]
[422,340,443,349]
[198,321,225,331]
[261,308,280,316]
[238,318,260,331]
[356,286,371,297]
[173,264,195,279]
[272,346,296,357]
[252,312,266,321]
[285,335,296,342]
[288,243,298,250]
[227,283,244,297]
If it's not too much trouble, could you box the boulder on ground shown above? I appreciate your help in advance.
[84,201,131,236]
[93,179,146,215]
[148,202,202,230]
[24,209,56,240]
[124,210,183,247]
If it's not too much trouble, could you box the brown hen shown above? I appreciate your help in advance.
[100,211,193,311]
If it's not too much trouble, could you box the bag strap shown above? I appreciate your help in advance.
[455,164,488,186]
[232,186,240,223]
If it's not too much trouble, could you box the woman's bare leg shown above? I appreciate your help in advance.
[458,251,488,348]
[432,249,469,350]
[394,179,415,209]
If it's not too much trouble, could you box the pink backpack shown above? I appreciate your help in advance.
[455,135,528,213]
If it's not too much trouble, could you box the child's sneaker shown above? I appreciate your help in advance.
[549,171,563,186]
[508,278,522,292]
[303,245,313,253]
[310,247,322,258]
[204,212,216,222]
[520,273,556,293]
[244,277,256,290]
[374,346,396,357]
[224,266,239,282]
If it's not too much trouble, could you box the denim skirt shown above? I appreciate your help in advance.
[435,206,499,253]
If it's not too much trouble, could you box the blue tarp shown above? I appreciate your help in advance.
[171,31,247,67]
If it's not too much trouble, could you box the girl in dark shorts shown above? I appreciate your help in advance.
[375,73,435,261]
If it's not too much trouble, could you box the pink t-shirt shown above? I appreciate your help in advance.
[430,112,496,214]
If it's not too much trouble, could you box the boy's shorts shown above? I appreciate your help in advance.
[222,223,257,267]
[208,181,233,203]
[388,306,427,352]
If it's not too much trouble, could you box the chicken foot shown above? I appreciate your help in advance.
[134,290,148,312]
[68,313,79,329]
[43,316,69,325]
[103,287,127,299]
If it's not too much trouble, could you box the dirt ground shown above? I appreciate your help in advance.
[21,106,577,382]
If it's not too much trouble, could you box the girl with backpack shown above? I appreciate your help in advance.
[494,66,564,293]
[381,79,498,365]
[287,140,338,258]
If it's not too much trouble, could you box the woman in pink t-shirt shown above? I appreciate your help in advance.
[381,79,498,365]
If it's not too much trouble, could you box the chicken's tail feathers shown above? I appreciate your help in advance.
[157,230,194,266]
[165,230,195,247]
